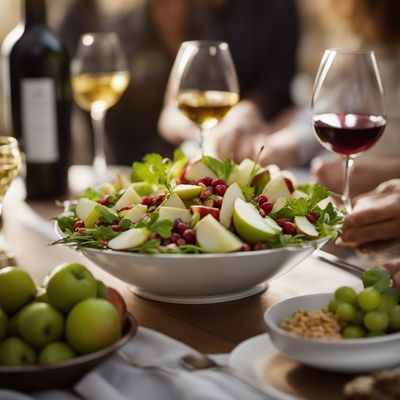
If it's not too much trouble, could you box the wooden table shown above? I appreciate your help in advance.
[1,173,361,355]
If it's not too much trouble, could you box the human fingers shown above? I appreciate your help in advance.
[382,257,400,289]
[357,238,400,254]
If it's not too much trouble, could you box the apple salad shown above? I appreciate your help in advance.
[55,151,344,254]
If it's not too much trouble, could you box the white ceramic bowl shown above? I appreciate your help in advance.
[265,293,400,372]
[56,224,326,304]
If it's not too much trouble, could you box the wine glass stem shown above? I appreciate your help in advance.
[91,107,107,178]
[342,157,354,212]
[199,127,205,156]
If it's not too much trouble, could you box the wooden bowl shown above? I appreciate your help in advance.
[0,313,137,391]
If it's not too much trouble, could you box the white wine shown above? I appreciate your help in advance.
[72,71,130,111]
[177,90,239,129]
[0,138,21,201]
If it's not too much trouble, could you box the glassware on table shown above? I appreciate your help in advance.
[71,33,130,180]
[311,49,386,211]
[0,137,21,267]
[173,41,239,154]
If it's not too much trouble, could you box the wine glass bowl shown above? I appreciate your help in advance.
[173,41,239,153]
[71,33,129,179]
[311,49,386,210]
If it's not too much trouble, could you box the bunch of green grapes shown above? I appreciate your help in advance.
[328,268,400,338]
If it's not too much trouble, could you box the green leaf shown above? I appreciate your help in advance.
[138,239,162,254]
[202,155,235,181]
[266,234,309,248]
[271,198,308,219]
[82,187,101,201]
[86,226,119,240]
[94,204,118,224]
[56,215,76,232]
[362,267,391,292]
[241,185,254,202]
[119,218,134,231]
[135,212,172,239]
[308,184,329,209]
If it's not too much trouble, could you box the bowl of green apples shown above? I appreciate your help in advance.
[0,264,137,391]
[55,151,343,304]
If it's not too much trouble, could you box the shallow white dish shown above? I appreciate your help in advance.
[265,293,400,372]
[56,223,326,304]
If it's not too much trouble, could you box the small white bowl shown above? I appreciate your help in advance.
[265,293,400,372]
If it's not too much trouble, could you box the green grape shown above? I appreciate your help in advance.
[353,309,365,326]
[367,331,385,337]
[335,286,357,306]
[357,287,381,311]
[382,287,399,301]
[389,305,400,331]
[336,303,356,322]
[342,326,365,339]
[375,295,397,313]
[364,311,389,332]
[328,298,341,313]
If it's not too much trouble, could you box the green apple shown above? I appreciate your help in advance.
[18,302,64,348]
[7,312,20,336]
[294,216,319,239]
[219,183,245,228]
[100,182,116,195]
[158,206,192,224]
[172,184,202,200]
[76,198,100,228]
[195,214,242,253]
[0,307,7,341]
[38,342,76,365]
[121,204,148,223]
[0,337,37,366]
[113,186,142,211]
[46,263,97,312]
[251,168,271,195]
[233,198,281,243]
[131,181,154,196]
[66,298,120,354]
[262,175,292,203]
[108,228,150,250]
[162,192,186,209]
[271,197,287,214]
[0,267,37,315]
[96,280,108,299]
[185,160,217,182]
[236,158,259,185]
[292,189,308,199]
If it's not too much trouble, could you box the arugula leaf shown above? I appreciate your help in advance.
[266,234,309,248]
[308,184,329,209]
[119,218,134,231]
[202,155,236,181]
[138,239,162,254]
[271,198,308,219]
[315,203,344,240]
[82,187,101,201]
[86,226,119,240]
[56,215,76,233]
[135,212,173,239]
[94,204,118,224]
[164,244,203,254]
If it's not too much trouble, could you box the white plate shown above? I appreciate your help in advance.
[229,334,298,400]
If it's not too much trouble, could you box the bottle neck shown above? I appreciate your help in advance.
[22,0,46,27]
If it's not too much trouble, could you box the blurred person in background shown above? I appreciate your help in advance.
[58,0,299,165]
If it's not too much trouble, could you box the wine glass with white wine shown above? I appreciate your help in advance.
[173,41,239,155]
[71,33,130,180]
[0,137,21,266]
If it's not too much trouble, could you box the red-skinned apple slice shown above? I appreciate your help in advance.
[190,205,220,220]
[294,216,319,239]
[219,183,244,228]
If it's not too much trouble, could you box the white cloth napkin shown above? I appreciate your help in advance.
[0,328,271,400]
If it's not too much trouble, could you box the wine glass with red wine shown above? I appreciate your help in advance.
[311,49,385,211]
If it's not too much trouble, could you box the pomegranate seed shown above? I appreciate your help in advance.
[282,222,297,235]
[74,220,85,231]
[100,239,108,246]
[211,178,226,188]
[276,218,290,226]
[97,195,110,205]
[241,243,252,252]
[173,218,184,230]
[200,189,213,201]
[141,196,154,206]
[119,205,133,212]
[260,202,273,214]
[198,176,213,186]
[170,233,181,244]
[215,184,227,196]
[182,229,196,244]
[76,227,86,235]
[112,224,121,232]
[254,242,269,251]
[154,194,166,206]
[149,233,160,240]
[213,197,223,209]
[176,238,186,246]
[175,221,188,234]
[284,177,295,193]
[257,195,268,205]
[162,238,172,246]
[148,205,157,212]
[306,212,319,223]
[259,208,266,218]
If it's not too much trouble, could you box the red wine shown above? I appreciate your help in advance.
[2,0,71,198]
[313,113,385,156]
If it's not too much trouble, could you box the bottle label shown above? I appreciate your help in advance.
[21,78,59,162]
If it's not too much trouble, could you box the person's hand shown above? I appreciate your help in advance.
[339,179,400,253]
[382,258,400,289]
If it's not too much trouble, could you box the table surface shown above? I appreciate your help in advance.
[2,170,362,355]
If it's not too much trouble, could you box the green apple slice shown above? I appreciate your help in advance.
[251,168,271,195]
[271,197,287,214]
[113,186,142,211]
[195,215,242,253]
[172,184,202,200]
[158,207,192,224]
[162,192,186,209]
[100,182,116,195]
[262,175,292,203]
[76,198,100,228]
[108,228,150,250]
[185,160,217,182]
[131,182,155,196]
[264,216,282,232]
[219,183,245,228]
[122,204,148,223]
[292,190,308,199]
[236,158,259,185]
[294,216,319,239]
[233,198,280,243]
